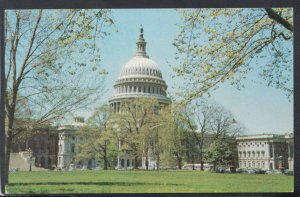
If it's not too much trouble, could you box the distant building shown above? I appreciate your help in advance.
[11,120,58,169]
[57,117,98,169]
[236,133,293,170]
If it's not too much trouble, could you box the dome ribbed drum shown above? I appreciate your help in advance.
[109,27,171,111]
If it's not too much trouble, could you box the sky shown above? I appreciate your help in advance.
[79,9,293,135]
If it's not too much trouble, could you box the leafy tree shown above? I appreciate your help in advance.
[148,105,174,170]
[204,140,235,171]
[4,9,113,183]
[160,108,188,170]
[111,98,160,169]
[173,8,293,102]
[76,104,118,170]
[179,98,243,170]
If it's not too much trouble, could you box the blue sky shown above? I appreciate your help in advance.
[80,9,293,135]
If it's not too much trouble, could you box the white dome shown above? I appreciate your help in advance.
[109,27,171,106]
[119,56,162,78]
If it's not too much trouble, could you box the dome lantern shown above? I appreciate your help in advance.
[135,25,148,58]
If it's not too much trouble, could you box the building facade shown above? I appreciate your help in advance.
[57,117,98,169]
[109,27,171,169]
[236,133,293,170]
[11,125,59,169]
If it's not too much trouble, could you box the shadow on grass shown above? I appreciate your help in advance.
[8,181,180,187]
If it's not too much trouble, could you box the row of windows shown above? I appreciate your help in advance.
[116,85,165,95]
[239,143,265,148]
[239,161,265,168]
[239,151,265,158]
[117,78,163,84]
[121,67,162,77]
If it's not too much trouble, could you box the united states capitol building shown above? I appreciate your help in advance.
[108,27,171,169]
[10,27,293,172]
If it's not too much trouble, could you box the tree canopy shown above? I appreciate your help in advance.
[173,8,293,102]
[4,9,114,184]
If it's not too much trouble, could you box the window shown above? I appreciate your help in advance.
[72,136,75,140]
[270,145,273,158]
[248,151,251,158]
[127,159,130,167]
[71,144,75,153]
[261,151,265,158]
[252,151,255,158]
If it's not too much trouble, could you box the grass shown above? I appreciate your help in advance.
[6,170,294,194]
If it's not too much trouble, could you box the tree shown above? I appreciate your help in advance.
[111,98,160,169]
[179,98,243,170]
[173,8,293,102]
[209,104,244,140]
[4,9,114,183]
[204,140,235,171]
[76,104,117,170]
[148,105,174,170]
[160,108,188,170]
[180,99,214,170]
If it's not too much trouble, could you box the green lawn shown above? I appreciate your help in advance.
[6,170,293,194]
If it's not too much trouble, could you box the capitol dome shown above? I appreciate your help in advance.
[109,26,171,111]
[119,56,162,79]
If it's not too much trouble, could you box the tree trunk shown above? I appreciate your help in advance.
[103,147,108,170]
[192,155,195,170]
[200,161,204,171]
[134,156,138,169]
[213,162,216,171]
[145,152,149,170]
[156,151,159,171]
[177,156,182,170]
[5,110,16,184]
[5,135,12,184]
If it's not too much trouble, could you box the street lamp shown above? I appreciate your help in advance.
[27,148,33,172]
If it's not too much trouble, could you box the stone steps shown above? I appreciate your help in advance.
[9,153,47,171]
